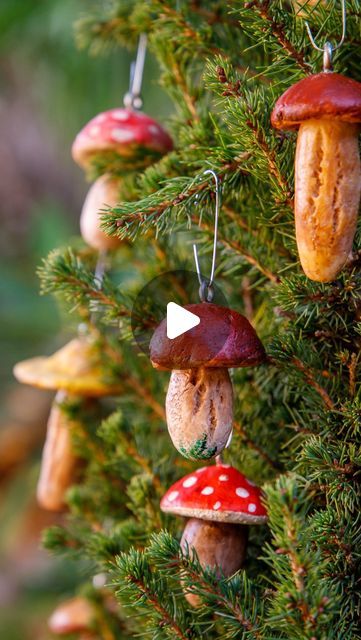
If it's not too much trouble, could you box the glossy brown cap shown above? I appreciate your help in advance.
[271,72,361,130]
[149,303,265,370]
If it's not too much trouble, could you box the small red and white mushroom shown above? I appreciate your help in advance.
[161,462,267,607]
[72,108,173,250]
[150,303,265,460]
[72,108,173,175]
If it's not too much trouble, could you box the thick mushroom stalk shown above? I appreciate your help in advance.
[180,518,247,607]
[150,303,265,460]
[166,367,233,460]
[160,463,268,607]
[295,119,361,281]
[80,174,121,251]
[37,391,79,511]
[271,72,361,283]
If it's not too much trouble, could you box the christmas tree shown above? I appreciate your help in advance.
[14,1,361,638]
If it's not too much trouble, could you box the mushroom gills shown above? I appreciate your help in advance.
[295,119,361,282]
[180,518,248,607]
[37,391,79,511]
[166,368,233,460]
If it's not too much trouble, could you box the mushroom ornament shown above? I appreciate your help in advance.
[72,108,173,176]
[271,72,361,282]
[161,462,267,607]
[150,303,265,460]
[13,336,122,511]
[72,109,173,251]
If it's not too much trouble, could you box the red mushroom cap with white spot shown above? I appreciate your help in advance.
[72,108,173,170]
[160,464,267,525]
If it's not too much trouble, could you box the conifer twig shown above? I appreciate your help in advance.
[291,358,335,411]
[233,421,282,470]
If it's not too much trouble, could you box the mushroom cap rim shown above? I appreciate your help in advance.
[161,504,267,525]
[271,72,361,130]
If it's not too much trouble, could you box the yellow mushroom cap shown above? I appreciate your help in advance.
[13,337,121,397]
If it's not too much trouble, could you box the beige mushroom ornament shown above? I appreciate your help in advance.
[13,337,122,511]
[161,462,267,607]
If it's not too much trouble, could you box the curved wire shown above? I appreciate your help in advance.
[124,33,147,109]
[305,0,346,53]
[193,169,220,292]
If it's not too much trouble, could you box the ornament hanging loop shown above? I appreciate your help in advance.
[123,33,147,110]
[304,0,346,72]
[193,169,220,303]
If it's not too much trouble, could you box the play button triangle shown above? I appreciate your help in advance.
[166,302,200,340]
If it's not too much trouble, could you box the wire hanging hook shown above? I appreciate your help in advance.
[193,169,220,303]
[305,0,346,72]
[123,33,147,110]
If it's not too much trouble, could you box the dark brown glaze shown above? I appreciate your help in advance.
[271,73,361,130]
[149,303,265,370]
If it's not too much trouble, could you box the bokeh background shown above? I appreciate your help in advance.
[0,2,170,637]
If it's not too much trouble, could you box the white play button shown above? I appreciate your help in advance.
[166,302,200,340]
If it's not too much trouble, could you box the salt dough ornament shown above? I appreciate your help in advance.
[271,17,361,282]
[150,303,265,460]
[14,337,122,511]
[72,107,173,176]
[161,462,267,607]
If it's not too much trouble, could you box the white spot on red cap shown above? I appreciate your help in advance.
[183,476,197,488]
[201,486,214,495]
[236,487,250,498]
[196,467,207,473]
[167,491,179,502]
[221,464,231,468]
[213,501,221,510]
[246,478,256,486]
[95,113,106,123]
[89,125,100,137]
[111,128,135,143]
[112,110,130,121]
[219,474,229,481]
[248,503,257,513]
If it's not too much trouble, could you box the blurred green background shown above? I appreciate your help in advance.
[0,1,170,637]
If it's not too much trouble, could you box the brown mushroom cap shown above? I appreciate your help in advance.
[161,464,267,525]
[149,303,265,370]
[271,73,361,130]
[13,337,122,396]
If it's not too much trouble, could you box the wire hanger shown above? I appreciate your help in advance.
[193,170,220,303]
[124,33,147,110]
[305,0,346,72]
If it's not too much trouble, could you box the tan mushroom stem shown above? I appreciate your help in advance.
[166,368,233,461]
[295,119,361,282]
[180,518,248,607]
[37,390,79,511]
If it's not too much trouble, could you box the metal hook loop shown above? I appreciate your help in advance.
[193,169,220,303]
[304,0,346,72]
[123,33,147,110]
